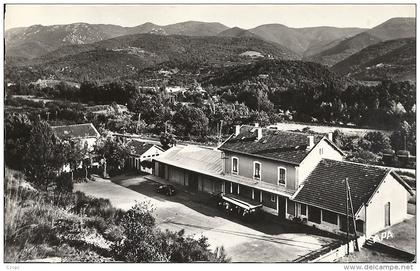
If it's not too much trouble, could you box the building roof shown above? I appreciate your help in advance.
[293,159,411,216]
[51,123,100,140]
[128,140,163,156]
[219,125,326,165]
[154,145,223,175]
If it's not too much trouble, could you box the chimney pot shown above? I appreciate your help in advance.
[328,132,333,141]
[257,128,263,140]
[235,125,241,136]
[307,135,314,149]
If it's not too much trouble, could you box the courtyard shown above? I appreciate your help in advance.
[74,173,340,262]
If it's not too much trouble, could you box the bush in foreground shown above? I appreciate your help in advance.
[111,202,230,263]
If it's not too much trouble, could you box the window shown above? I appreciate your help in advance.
[270,194,276,202]
[300,204,307,215]
[308,206,321,224]
[319,148,324,155]
[385,202,391,227]
[287,199,296,215]
[339,215,355,232]
[322,210,338,225]
[253,162,261,180]
[232,157,239,174]
[278,167,286,185]
[356,219,364,233]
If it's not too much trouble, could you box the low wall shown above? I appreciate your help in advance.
[310,236,366,262]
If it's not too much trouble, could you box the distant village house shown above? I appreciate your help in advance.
[127,140,164,174]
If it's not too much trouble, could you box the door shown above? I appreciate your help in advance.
[188,173,199,192]
[278,196,286,219]
[385,202,391,227]
[158,163,165,178]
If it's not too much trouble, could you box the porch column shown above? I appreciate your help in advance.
[252,189,255,200]
[260,191,263,202]
[237,184,240,194]
[230,182,233,193]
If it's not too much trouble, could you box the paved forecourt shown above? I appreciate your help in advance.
[74,174,338,262]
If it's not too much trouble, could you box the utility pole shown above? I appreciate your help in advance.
[345,178,350,255]
[136,113,141,134]
[346,178,359,251]
[218,120,223,146]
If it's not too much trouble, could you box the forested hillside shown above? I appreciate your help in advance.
[332,38,415,82]
[6,34,298,82]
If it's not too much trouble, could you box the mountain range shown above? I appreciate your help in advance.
[5,17,416,82]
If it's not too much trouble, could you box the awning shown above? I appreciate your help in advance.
[221,193,263,210]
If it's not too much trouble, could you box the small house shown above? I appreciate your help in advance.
[127,140,164,174]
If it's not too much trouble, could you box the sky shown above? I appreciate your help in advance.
[4,4,416,30]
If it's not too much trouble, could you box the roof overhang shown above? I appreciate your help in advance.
[390,171,415,196]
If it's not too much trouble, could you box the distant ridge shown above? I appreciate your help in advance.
[332,38,415,82]
[306,17,415,66]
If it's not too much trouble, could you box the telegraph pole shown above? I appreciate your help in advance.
[136,113,141,134]
[218,120,223,146]
[346,179,359,251]
[345,178,350,255]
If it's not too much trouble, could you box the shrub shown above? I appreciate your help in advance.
[111,202,229,262]
[72,192,119,220]
[54,173,74,193]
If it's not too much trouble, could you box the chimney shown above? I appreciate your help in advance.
[257,128,263,140]
[307,135,314,149]
[254,123,259,128]
[235,125,241,136]
[327,132,333,141]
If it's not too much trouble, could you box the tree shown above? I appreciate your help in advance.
[156,229,230,262]
[160,133,176,150]
[363,132,391,153]
[62,139,88,180]
[172,105,209,138]
[390,121,416,155]
[5,113,32,169]
[95,136,130,176]
[248,110,270,127]
[346,149,379,165]
[111,202,166,262]
[23,120,68,190]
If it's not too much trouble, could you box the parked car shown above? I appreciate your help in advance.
[157,184,176,196]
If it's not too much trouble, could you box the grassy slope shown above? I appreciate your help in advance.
[4,168,123,262]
